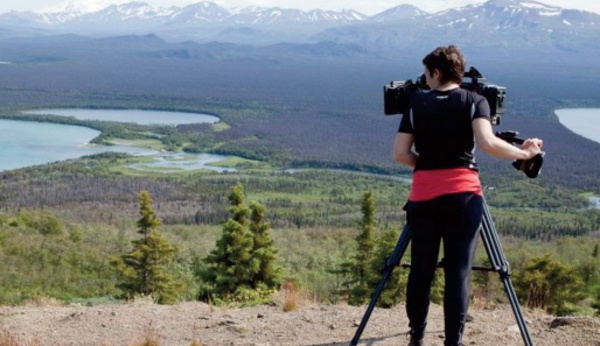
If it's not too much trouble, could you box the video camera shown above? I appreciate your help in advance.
[383,67,506,125]
[384,67,543,178]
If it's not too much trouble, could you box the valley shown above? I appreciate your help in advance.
[0,3,599,345]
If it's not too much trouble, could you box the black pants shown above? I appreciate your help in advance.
[405,192,483,346]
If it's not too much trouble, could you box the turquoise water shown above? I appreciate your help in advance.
[0,119,157,171]
[1,108,228,172]
[3,108,598,174]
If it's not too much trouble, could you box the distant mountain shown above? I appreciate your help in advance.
[0,1,367,42]
[368,4,429,22]
[315,0,600,62]
[0,0,599,63]
[425,0,598,31]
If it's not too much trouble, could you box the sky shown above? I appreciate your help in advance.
[0,0,599,16]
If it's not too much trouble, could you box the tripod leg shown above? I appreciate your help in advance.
[480,201,535,346]
[349,225,412,346]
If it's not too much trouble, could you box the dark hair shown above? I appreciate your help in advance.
[422,45,466,84]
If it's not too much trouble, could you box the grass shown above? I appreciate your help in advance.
[127,321,162,346]
[205,156,270,170]
[106,155,217,176]
[106,138,164,150]
[211,122,230,132]
[94,148,270,175]
[126,322,205,346]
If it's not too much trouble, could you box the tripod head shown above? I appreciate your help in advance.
[496,131,544,179]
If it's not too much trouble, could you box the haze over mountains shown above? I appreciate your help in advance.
[1,1,599,191]
[0,0,599,75]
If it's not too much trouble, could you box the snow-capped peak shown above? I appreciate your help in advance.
[37,0,134,14]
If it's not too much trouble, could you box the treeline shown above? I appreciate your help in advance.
[1,154,597,239]
[1,184,599,317]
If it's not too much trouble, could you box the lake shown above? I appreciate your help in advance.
[555,108,600,209]
[1,119,106,171]
[1,109,231,172]
[555,108,600,145]
[3,108,600,176]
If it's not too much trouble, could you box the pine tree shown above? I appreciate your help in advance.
[346,191,378,305]
[368,228,408,308]
[202,183,256,300]
[357,191,377,274]
[249,201,281,289]
[111,190,182,304]
[336,191,407,307]
[201,183,282,304]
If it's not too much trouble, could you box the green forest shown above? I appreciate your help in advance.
[1,41,600,318]
[1,151,599,316]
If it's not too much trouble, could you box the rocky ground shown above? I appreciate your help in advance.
[1,299,599,346]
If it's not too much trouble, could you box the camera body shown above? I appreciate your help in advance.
[383,67,506,125]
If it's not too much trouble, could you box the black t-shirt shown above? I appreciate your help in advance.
[398,88,491,171]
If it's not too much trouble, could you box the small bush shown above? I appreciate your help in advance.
[128,321,162,346]
[281,280,301,312]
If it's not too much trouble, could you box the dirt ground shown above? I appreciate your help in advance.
[1,299,599,346]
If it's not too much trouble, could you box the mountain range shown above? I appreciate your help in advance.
[1,0,599,64]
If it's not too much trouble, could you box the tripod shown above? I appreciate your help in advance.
[349,198,535,346]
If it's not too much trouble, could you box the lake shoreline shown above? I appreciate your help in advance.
[23,108,220,126]
[1,109,228,172]
[555,108,600,145]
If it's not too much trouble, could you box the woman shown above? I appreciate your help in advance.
[393,45,543,346]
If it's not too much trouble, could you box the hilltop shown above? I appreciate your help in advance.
[1,300,599,345]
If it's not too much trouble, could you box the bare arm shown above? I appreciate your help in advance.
[393,132,418,168]
[473,118,543,160]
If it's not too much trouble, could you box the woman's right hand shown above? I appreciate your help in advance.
[521,138,543,159]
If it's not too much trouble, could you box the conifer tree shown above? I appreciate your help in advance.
[368,228,408,308]
[357,191,377,272]
[111,190,181,304]
[346,191,378,305]
[249,201,281,289]
[202,183,282,303]
[202,183,256,299]
[337,190,409,307]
